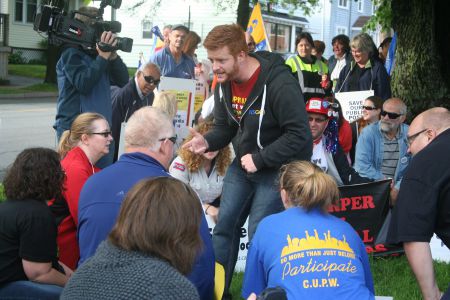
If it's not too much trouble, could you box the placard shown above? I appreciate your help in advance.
[159,76,196,144]
[335,90,374,122]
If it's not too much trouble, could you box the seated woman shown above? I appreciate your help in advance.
[242,161,374,300]
[61,177,202,299]
[50,112,112,270]
[350,96,383,164]
[170,117,232,223]
[0,148,72,299]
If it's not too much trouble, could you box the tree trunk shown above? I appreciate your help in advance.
[391,0,450,119]
[236,0,251,30]
[44,44,59,84]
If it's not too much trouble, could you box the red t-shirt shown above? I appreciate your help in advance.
[231,66,261,120]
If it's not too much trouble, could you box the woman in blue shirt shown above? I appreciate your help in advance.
[242,161,375,300]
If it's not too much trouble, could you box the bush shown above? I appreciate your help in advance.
[8,51,26,64]
[28,58,47,65]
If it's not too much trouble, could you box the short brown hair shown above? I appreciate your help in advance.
[203,24,248,57]
[182,31,201,57]
[108,177,203,275]
[58,112,107,159]
[3,148,65,202]
[279,161,339,211]
[313,40,326,54]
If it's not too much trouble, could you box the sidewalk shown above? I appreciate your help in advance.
[0,75,58,99]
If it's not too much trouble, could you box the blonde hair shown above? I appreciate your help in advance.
[279,161,339,211]
[152,91,177,120]
[178,117,232,176]
[58,112,106,159]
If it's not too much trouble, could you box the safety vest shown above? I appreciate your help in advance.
[286,55,328,96]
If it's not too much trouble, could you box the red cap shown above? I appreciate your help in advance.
[305,98,331,117]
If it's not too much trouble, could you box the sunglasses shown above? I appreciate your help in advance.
[159,135,177,144]
[407,128,428,146]
[381,110,403,119]
[362,105,377,111]
[91,131,112,138]
[143,75,161,85]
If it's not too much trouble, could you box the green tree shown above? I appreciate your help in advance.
[366,0,450,117]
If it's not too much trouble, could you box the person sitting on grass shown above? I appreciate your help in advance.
[61,177,202,299]
[0,148,72,299]
[170,116,233,223]
[242,160,374,300]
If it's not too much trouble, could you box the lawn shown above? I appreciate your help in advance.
[8,64,137,79]
[1,64,136,94]
[230,255,449,300]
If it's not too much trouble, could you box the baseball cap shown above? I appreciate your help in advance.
[305,98,331,117]
[171,24,189,33]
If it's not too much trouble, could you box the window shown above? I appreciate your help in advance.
[142,20,152,39]
[264,22,291,53]
[358,0,363,12]
[15,0,39,23]
[338,0,349,9]
[336,26,348,35]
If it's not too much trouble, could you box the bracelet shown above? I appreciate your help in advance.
[205,205,211,215]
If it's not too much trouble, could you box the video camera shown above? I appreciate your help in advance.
[33,0,133,52]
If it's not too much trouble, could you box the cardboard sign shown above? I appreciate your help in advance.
[159,77,196,144]
[335,90,374,122]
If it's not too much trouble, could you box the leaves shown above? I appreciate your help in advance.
[363,0,392,32]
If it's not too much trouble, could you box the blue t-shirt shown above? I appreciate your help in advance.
[78,152,215,300]
[150,47,195,79]
[242,207,375,300]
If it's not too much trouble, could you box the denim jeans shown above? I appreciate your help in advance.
[0,280,62,299]
[212,159,284,297]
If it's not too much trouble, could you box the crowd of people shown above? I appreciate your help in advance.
[0,8,449,300]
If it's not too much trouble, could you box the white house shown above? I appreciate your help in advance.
[307,0,380,58]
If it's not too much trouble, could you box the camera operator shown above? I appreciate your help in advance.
[53,6,129,168]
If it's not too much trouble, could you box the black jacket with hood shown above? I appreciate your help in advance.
[204,51,312,171]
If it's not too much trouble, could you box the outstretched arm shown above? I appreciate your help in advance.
[404,242,442,300]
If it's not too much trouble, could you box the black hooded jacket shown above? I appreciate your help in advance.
[204,51,312,170]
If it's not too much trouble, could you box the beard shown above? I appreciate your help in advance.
[380,120,398,134]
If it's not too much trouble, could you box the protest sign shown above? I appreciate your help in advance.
[159,77,196,144]
[329,180,403,255]
[335,90,374,122]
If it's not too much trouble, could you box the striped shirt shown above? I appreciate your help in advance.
[382,134,399,179]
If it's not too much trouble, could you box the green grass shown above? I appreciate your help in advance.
[0,83,58,94]
[231,255,450,300]
[0,184,5,203]
[8,64,137,78]
[8,64,46,79]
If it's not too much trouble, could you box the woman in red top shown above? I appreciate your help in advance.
[52,113,113,269]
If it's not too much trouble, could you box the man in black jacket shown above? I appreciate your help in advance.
[306,97,370,185]
[111,62,161,161]
[183,24,312,298]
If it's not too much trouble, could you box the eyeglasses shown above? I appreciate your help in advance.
[90,131,112,138]
[362,105,377,111]
[407,128,428,146]
[381,110,403,119]
[143,75,161,85]
[308,116,328,123]
[159,135,177,144]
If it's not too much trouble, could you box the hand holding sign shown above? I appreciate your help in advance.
[183,127,208,154]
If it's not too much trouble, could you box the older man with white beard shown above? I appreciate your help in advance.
[354,97,411,205]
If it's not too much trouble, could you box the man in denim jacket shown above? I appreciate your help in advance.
[354,98,410,205]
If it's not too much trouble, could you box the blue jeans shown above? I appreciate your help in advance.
[212,159,284,297]
[0,280,62,299]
